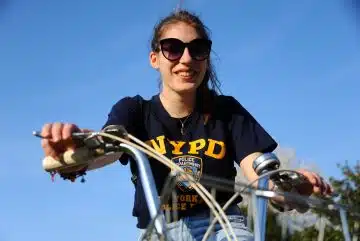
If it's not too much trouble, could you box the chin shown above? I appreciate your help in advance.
[173,83,199,94]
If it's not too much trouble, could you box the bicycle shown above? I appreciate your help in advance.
[34,125,360,241]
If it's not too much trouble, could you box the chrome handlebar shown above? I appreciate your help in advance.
[34,126,355,241]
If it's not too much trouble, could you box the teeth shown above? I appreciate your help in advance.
[177,71,195,77]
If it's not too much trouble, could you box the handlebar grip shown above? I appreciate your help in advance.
[42,147,95,172]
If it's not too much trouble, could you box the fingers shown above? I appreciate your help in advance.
[309,172,322,193]
[313,173,333,195]
[40,122,80,159]
[41,123,52,138]
[62,123,79,151]
[51,122,64,142]
[41,122,79,141]
[297,169,334,196]
[41,123,56,157]
[322,177,334,195]
[62,123,80,140]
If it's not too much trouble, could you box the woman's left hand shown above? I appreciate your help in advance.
[294,169,334,197]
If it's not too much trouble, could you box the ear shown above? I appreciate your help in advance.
[149,51,160,70]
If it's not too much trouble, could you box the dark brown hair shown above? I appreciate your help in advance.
[150,10,221,112]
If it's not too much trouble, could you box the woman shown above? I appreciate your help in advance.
[40,10,333,241]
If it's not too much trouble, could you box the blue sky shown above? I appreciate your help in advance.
[1,1,359,240]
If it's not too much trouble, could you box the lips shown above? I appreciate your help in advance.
[174,69,198,79]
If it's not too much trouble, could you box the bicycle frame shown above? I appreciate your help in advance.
[121,141,273,241]
[119,143,167,238]
[254,175,269,241]
[119,143,352,241]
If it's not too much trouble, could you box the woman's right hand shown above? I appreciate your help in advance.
[40,122,82,160]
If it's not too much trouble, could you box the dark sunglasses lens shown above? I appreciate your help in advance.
[189,39,211,60]
[160,39,184,60]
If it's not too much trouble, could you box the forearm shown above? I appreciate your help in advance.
[239,152,295,210]
[239,152,275,189]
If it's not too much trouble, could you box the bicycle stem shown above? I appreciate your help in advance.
[255,173,270,241]
[252,153,281,241]
[119,143,167,239]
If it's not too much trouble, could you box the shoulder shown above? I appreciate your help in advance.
[212,94,248,116]
[103,95,149,130]
[104,95,145,122]
[111,95,144,109]
[109,94,150,114]
[212,94,262,128]
[214,94,239,106]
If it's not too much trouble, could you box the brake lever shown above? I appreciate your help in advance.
[270,171,308,192]
[269,171,312,213]
[32,130,104,149]
[32,130,91,140]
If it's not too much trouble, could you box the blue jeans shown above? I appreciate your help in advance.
[138,205,254,241]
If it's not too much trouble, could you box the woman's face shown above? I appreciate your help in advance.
[150,22,211,95]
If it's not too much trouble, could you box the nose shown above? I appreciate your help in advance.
[179,47,192,63]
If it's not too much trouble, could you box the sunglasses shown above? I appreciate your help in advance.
[159,38,212,61]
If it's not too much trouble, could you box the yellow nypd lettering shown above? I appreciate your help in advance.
[205,139,226,159]
[188,139,206,154]
[145,135,166,154]
[146,136,226,160]
[169,141,186,155]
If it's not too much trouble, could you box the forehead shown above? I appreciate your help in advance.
[161,22,200,42]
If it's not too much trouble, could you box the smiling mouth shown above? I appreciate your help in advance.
[175,70,198,79]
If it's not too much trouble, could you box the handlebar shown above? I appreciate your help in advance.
[34,125,356,241]
[37,127,168,238]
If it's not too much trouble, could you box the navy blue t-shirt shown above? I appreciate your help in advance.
[103,93,277,229]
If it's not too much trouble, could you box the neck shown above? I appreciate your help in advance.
[159,88,196,118]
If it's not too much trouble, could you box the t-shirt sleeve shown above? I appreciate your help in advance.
[226,96,278,163]
[102,95,142,134]
[102,95,142,165]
